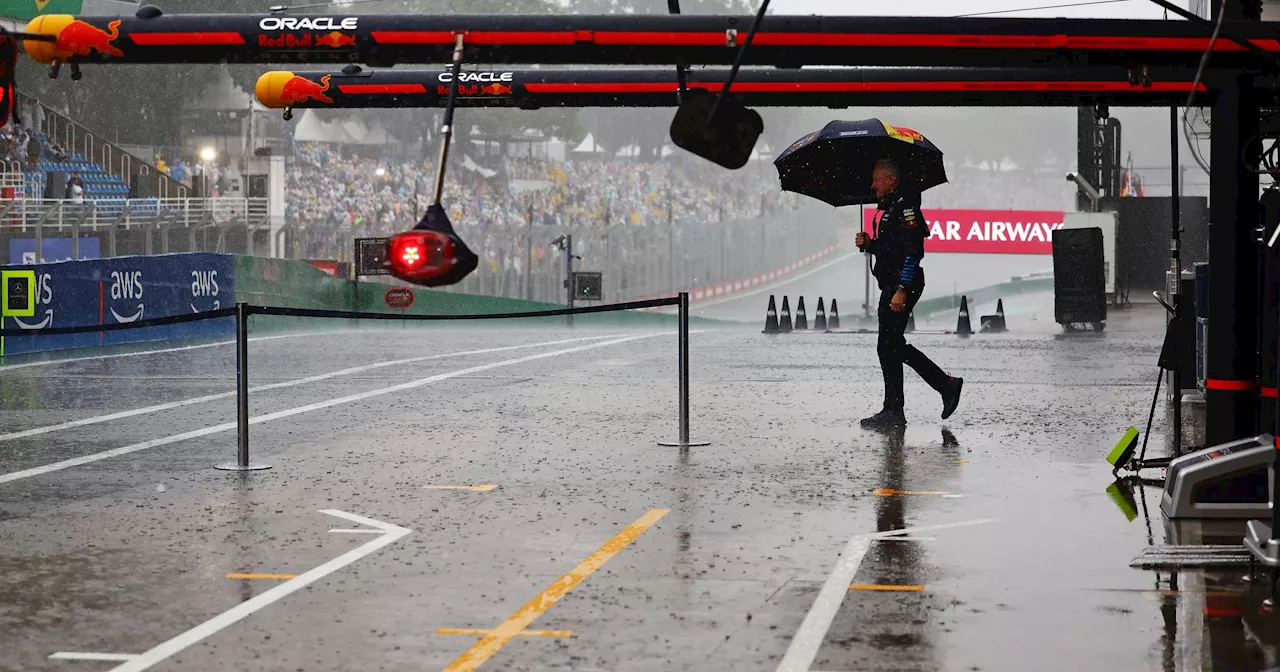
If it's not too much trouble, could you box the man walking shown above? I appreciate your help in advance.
[855,158,963,428]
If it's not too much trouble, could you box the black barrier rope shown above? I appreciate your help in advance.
[0,297,681,337]
[0,307,238,337]
[248,297,680,322]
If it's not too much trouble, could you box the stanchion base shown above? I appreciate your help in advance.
[657,439,711,447]
[214,462,272,472]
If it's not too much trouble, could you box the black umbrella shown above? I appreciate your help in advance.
[773,118,947,207]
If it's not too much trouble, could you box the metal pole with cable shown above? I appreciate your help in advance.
[216,302,270,472]
[659,291,710,449]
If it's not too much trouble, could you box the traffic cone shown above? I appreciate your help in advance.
[980,298,1007,333]
[829,299,841,329]
[815,297,828,331]
[956,295,972,336]
[781,296,793,332]
[796,296,808,330]
[763,295,781,334]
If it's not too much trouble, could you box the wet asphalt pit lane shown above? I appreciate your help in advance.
[2,312,1268,671]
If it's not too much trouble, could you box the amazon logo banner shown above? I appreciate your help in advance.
[0,252,234,357]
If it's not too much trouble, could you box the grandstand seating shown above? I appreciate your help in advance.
[25,152,133,199]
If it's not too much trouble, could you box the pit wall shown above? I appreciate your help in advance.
[0,253,714,359]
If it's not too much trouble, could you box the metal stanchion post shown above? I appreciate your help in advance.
[216,302,271,472]
[659,292,710,448]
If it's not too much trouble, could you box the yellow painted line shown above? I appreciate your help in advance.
[424,485,498,492]
[442,508,669,672]
[437,628,573,638]
[954,460,970,464]
[225,573,298,580]
[872,488,951,496]
[849,584,925,592]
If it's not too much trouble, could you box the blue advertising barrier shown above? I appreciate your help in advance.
[0,253,235,357]
[8,237,102,264]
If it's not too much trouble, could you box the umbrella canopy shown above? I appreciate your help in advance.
[773,118,947,207]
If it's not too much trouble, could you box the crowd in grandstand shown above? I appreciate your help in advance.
[281,142,801,263]
[278,141,1077,262]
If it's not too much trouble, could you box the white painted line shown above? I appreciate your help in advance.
[0,334,627,443]
[49,652,139,662]
[876,536,936,542]
[941,494,964,499]
[0,334,656,485]
[105,509,409,672]
[328,529,382,534]
[675,252,860,312]
[0,331,332,372]
[775,518,994,672]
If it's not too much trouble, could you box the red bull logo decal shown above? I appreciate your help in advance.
[279,75,333,104]
[315,31,357,48]
[436,82,514,96]
[56,19,123,58]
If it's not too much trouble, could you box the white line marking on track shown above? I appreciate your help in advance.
[0,331,333,372]
[49,653,139,662]
[101,509,410,672]
[659,252,859,313]
[0,334,629,443]
[775,518,994,672]
[0,334,656,484]
[328,528,383,534]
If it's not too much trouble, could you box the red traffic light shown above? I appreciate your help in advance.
[383,203,478,287]
[385,230,455,284]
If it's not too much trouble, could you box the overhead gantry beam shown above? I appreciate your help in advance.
[21,9,1280,70]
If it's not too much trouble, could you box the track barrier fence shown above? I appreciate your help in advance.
[0,294,705,469]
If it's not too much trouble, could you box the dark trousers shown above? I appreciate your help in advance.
[877,287,950,412]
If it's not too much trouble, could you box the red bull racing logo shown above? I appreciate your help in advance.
[315,31,357,48]
[55,18,123,58]
[278,74,333,104]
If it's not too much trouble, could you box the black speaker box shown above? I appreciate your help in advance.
[1053,227,1107,325]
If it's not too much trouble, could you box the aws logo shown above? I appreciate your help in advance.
[12,272,53,330]
[109,270,144,322]
[190,269,221,312]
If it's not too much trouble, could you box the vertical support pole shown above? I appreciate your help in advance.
[216,302,270,472]
[566,233,574,328]
[1170,105,1183,456]
[525,202,533,302]
[1206,73,1260,445]
[659,292,710,448]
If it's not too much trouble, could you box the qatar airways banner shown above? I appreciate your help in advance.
[861,209,1066,254]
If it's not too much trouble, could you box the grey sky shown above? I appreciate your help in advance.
[770,0,1190,19]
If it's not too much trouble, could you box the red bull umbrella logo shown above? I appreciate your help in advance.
[882,122,925,144]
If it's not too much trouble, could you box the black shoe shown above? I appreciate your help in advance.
[861,409,907,428]
[941,377,964,420]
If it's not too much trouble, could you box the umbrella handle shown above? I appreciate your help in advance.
[431,33,466,207]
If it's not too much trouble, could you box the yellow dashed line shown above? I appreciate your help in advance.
[954,460,970,464]
[225,573,297,580]
[849,584,925,592]
[442,508,669,672]
[437,628,573,638]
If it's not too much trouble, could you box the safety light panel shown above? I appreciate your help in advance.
[385,230,453,284]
